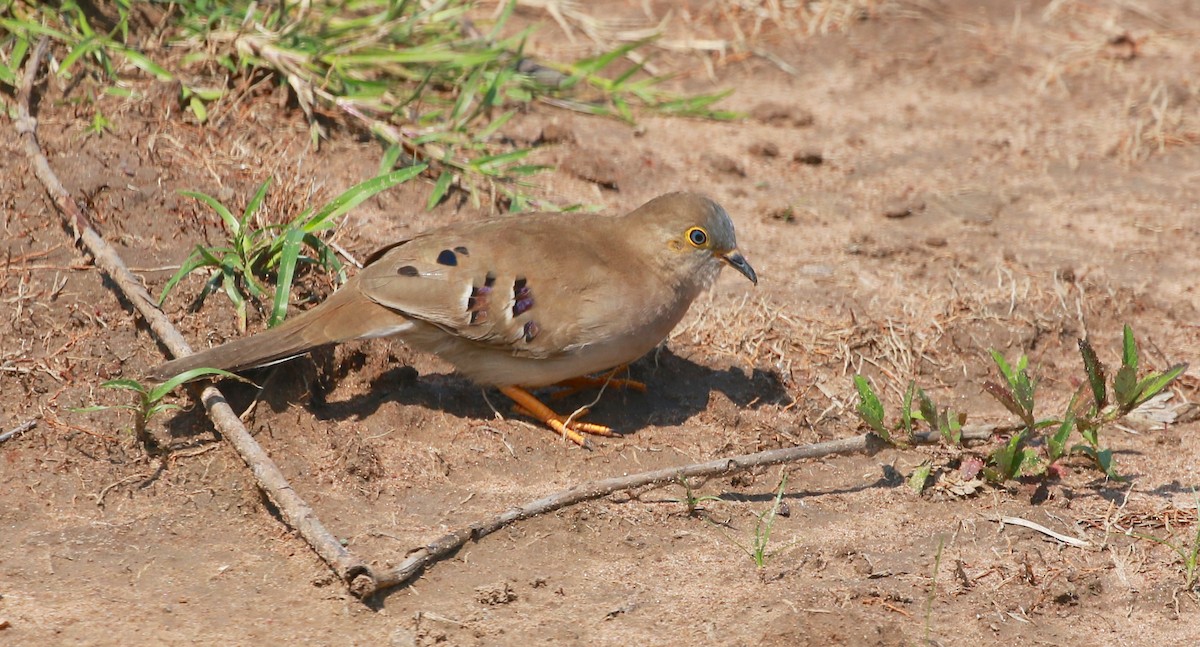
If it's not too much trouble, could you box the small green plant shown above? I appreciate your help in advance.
[854,376,963,448]
[1131,491,1200,593]
[159,166,425,331]
[86,110,112,136]
[1066,325,1186,477]
[672,476,725,516]
[853,325,1187,486]
[743,474,789,568]
[74,367,244,450]
[689,474,792,568]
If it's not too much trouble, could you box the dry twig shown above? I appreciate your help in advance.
[363,426,998,596]
[12,37,374,592]
[0,418,39,444]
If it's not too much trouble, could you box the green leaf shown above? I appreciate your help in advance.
[147,367,251,400]
[159,250,211,306]
[990,349,1015,384]
[917,388,936,433]
[1048,411,1075,463]
[1132,363,1188,408]
[238,179,274,255]
[853,375,887,440]
[427,171,454,210]
[186,91,209,122]
[988,430,1027,482]
[118,46,174,81]
[990,349,1035,418]
[1018,448,1045,477]
[1113,365,1139,409]
[378,144,404,175]
[182,190,239,235]
[302,164,428,233]
[101,378,149,393]
[1121,324,1138,374]
[268,227,305,327]
[220,268,248,331]
[1095,448,1120,480]
[900,380,915,438]
[983,380,1026,423]
[1075,417,1100,448]
[1077,338,1107,412]
[909,463,932,493]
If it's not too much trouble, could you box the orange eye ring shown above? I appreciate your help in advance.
[686,227,708,247]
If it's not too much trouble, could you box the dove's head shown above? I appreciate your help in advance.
[627,192,757,289]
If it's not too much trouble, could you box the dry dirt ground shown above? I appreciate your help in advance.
[4,1,1200,645]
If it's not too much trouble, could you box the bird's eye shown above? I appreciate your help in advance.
[687,227,708,247]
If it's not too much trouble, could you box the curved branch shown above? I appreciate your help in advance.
[12,38,376,593]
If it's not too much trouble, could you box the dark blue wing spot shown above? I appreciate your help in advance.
[436,249,458,266]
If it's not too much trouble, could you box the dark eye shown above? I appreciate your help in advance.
[687,227,708,247]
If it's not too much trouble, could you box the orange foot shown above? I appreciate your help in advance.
[549,365,647,401]
[499,385,621,448]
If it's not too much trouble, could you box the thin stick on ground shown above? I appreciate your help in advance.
[364,426,998,597]
[0,418,39,444]
[12,38,376,593]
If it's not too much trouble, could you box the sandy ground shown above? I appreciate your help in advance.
[3,1,1200,645]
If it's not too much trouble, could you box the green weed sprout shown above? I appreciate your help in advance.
[159,166,425,331]
[853,324,1186,486]
[74,367,245,449]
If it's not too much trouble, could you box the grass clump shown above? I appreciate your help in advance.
[855,324,1187,489]
[158,166,426,330]
[1,0,734,209]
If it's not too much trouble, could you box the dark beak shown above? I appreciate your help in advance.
[721,250,757,285]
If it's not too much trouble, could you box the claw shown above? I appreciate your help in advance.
[500,386,620,446]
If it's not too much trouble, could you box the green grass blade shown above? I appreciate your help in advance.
[101,378,148,392]
[239,178,274,242]
[182,190,239,234]
[147,368,251,400]
[268,227,305,327]
[158,247,213,304]
[302,164,428,233]
[427,171,454,210]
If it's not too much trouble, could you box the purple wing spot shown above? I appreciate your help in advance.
[436,249,458,266]
[523,320,540,342]
[397,265,419,277]
[512,277,534,317]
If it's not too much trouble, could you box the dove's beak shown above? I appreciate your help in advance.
[721,250,757,285]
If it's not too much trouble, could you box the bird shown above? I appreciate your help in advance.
[149,192,757,446]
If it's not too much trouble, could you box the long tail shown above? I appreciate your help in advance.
[147,285,407,382]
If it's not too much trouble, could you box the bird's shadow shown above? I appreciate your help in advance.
[166,346,790,437]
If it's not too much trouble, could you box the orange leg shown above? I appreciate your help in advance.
[499,385,620,447]
[549,365,647,401]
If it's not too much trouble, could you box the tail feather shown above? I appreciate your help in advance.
[148,285,407,382]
